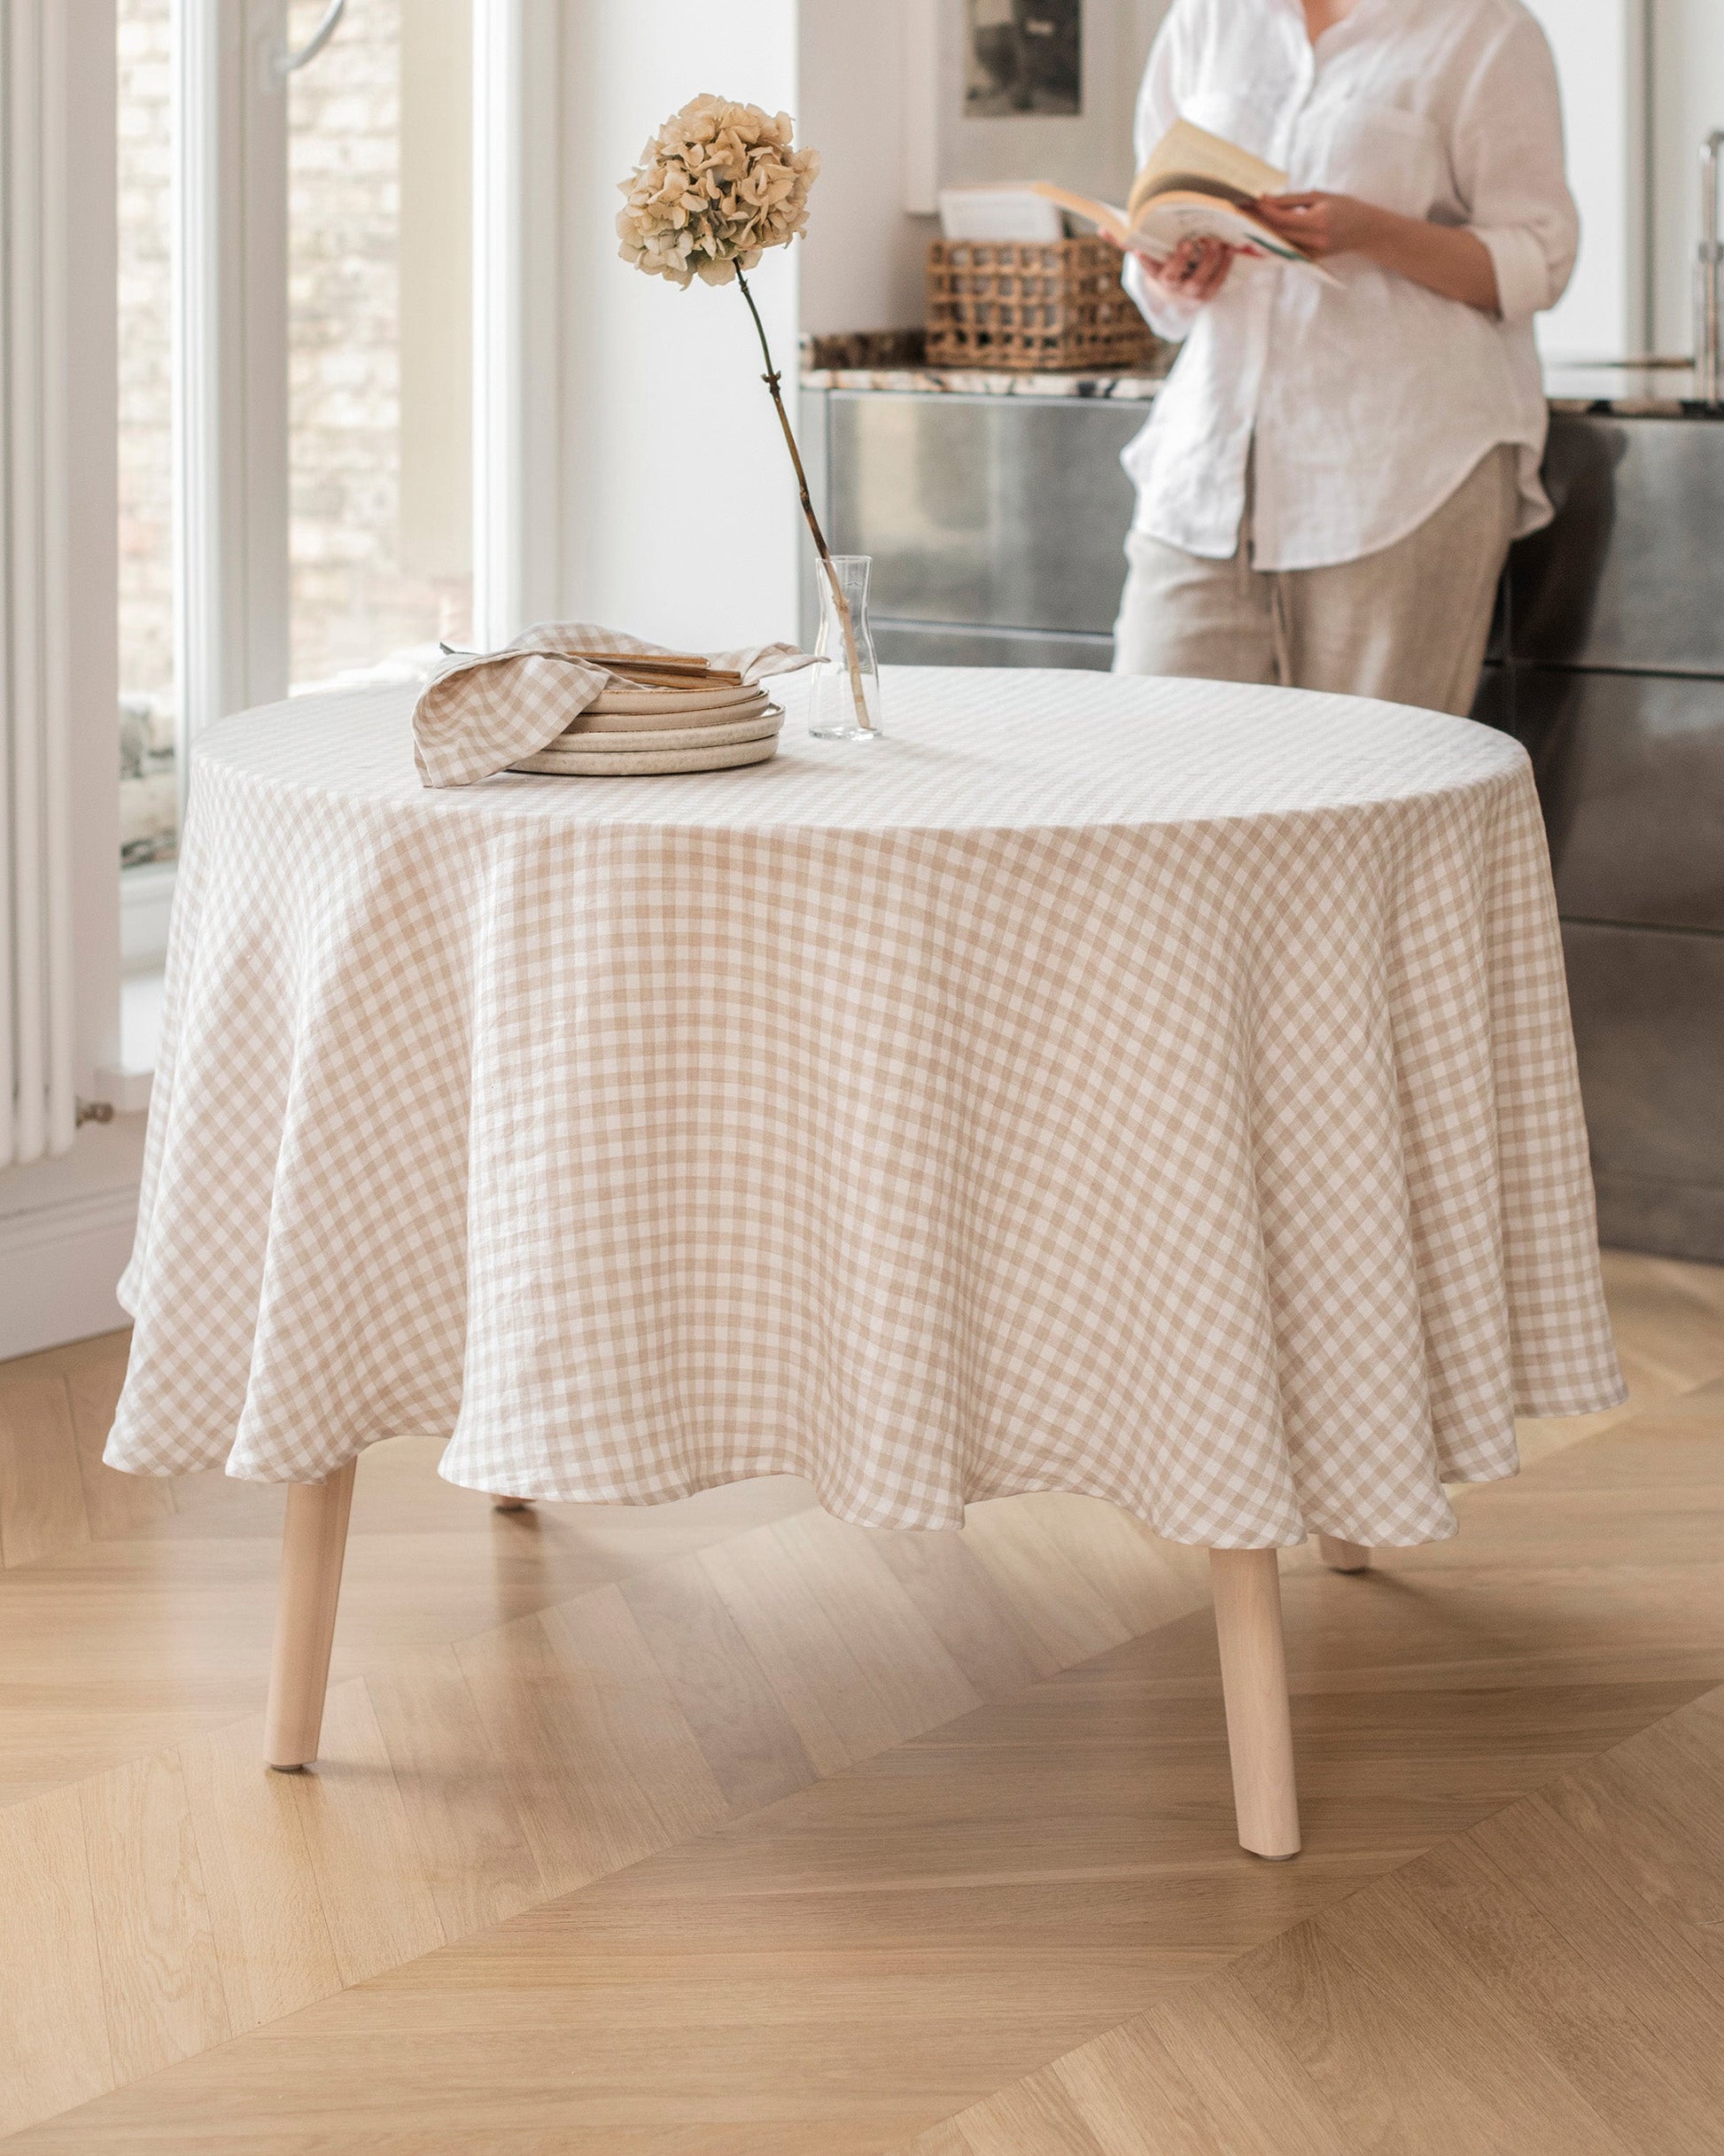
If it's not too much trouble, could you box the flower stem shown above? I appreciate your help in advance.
[735,267,873,733]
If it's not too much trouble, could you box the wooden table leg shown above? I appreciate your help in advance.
[1317,1534,1371,1573]
[264,1460,357,1771]
[487,1495,532,1513]
[1209,1547,1301,1861]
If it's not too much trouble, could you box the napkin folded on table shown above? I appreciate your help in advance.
[412,622,817,789]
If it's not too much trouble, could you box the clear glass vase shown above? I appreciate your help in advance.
[809,555,883,740]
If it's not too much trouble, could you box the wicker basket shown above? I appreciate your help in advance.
[925,237,1161,372]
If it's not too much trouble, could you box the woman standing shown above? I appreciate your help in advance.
[1113,0,1578,715]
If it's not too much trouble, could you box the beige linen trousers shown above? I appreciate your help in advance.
[1112,444,1519,716]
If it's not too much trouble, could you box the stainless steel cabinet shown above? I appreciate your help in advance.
[1504,669,1724,933]
[1510,415,1724,675]
[1494,417,1724,1260]
[812,389,1141,650]
[1564,922,1724,1259]
[857,620,1114,671]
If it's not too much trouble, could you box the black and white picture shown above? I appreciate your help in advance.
[964,0,1083,117]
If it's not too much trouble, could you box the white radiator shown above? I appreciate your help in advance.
[0,0,75,1167]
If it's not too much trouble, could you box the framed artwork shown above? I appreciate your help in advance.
[964,1,1083,118]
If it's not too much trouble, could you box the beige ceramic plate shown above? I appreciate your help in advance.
[570,702,770,736]
[509,733,780,777]
[569,689,772,735]
[547,710,781,754]
[585,681,764,718]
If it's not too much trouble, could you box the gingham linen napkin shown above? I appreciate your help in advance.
[412,622,817,788]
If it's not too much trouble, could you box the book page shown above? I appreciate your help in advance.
[1127,119,1287,225]
[1026,180,1133,247]
[1136,195,1342,284]
[1027,167,1341,285]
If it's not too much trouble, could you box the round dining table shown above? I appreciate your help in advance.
[105,665,1624,1858]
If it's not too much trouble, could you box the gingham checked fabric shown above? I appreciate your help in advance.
[106,667,1624,1548]
[413,622,815,788]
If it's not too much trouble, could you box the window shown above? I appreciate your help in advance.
[286,0,473,689]
[115,0,477,891]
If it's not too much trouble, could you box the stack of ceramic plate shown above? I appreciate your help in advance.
[510,679,783,776]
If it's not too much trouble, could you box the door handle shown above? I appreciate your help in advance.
[274,0,346,80]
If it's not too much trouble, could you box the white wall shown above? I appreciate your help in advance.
[797,0,923,333]
[1650,0,1724,356]
[557,0,803,647]
[0,1118,145,1360]
[1526,0,1647,360]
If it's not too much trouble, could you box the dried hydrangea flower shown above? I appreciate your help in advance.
[615,97,874,732]
[617,94,820,289]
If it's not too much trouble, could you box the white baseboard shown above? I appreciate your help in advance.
[0,1182,138,1361]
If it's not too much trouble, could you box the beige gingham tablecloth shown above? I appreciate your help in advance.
[107,667,1624,1548]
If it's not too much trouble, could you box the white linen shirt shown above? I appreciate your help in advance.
[1122,0,1578,570]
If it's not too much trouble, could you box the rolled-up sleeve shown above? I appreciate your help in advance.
[1453,15,1578,324]
[1123,4,1202,341]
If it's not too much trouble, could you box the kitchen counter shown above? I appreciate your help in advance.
[1543,362,1718,416]
[800,340,1722,418]
[800,362,1167,401]
[798,330,1170,403]
[798,344,1724,1264]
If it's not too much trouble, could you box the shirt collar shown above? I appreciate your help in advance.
[1268,0,1404,44]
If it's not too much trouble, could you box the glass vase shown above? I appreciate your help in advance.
[809,555,883,740]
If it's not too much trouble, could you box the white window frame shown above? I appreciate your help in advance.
[21,2,121,1114]
[472,0,561,649]
[171,0,290,815]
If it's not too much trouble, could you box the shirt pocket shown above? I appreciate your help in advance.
[1301,102,1445,219]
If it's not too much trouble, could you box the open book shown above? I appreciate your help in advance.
[1031,119,1340,282]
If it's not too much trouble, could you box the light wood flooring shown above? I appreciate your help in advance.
[0,1247,1720,2151]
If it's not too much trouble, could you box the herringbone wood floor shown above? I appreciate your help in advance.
[0,1247,1720,2151]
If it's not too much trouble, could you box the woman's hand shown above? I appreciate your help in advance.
[1254,191,1386,258]
[1254,190,1502,314]
[1135,236,1236,304]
